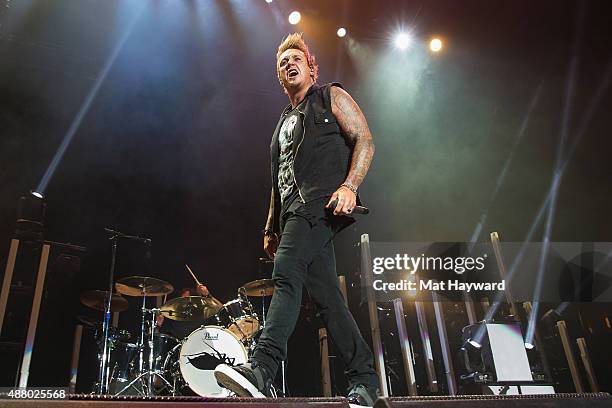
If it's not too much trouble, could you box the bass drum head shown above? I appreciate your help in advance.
[179,325,247,397]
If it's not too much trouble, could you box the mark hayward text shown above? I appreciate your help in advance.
[373,279,505,292]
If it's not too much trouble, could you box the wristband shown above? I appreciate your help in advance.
[341,182,358,195]
[262,228,275,236]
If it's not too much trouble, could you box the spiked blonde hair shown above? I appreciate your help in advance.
[276,32,318,83]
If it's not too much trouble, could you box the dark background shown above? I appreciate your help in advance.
[1,0,611,396]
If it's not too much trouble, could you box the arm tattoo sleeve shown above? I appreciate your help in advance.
[331,86,375,189]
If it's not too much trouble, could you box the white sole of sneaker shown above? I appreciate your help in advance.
[214,364,266,398]
[349,404,372,408]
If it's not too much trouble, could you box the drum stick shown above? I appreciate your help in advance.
[185,264,202,286]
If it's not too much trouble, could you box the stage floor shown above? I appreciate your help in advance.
[0,393,611,408]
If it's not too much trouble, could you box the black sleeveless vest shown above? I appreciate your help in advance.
[269,83,356,233]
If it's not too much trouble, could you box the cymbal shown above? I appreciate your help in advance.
[240,278,274,297]
[80,290,129,312]
[115,276,174,297]
[160,296,223,321]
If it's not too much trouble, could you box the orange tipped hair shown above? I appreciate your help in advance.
[276,32,319,82]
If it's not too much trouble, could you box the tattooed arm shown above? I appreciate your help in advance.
[326,85,375,215]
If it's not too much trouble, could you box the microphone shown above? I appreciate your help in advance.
[104,227,152,244]
[327,199,369,215]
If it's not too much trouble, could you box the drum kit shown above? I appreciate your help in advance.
[80,274,276,397]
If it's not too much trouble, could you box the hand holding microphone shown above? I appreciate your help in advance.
[326,198,369,215]
[325,183,369,215]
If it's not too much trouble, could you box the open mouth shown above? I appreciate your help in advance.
[288,69,299,79]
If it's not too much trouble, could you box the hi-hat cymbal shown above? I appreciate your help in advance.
[160,296,223,321]
[80,290,129,312]
[240,278,274,297]
[115,276,174,297]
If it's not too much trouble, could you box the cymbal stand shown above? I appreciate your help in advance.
[116,306,174,396]
[237,288,256,355]
[97,234,119,394]
[115,292,150,395]
[139,293,148,386]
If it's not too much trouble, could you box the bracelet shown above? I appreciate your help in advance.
[341,182,358,195]
[262,228,275,236]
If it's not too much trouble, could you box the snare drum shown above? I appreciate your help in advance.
[215,298,260,341]
[179,326,248,397]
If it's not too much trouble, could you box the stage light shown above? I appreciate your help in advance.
[16,191,47,241]
[288,11,301,25]
[337,27,347,38]
[468,338,482,349]
[430,38,443,52]
[525,342,535,350]
[265,0,273,3]
[394,32,411,50]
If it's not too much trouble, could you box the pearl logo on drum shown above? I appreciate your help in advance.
[203,332,219,341]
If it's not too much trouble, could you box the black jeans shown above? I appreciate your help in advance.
[252,202,378,389]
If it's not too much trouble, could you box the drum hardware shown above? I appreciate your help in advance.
[239,279,274,333]
[239,279,273,344]
[96,229,152,395]
[80,290,129,313]
[239,278,274,331]
[77,314,101,328]
[83,259,286,397]
[115,276,174,297]
[240,278,275,297]
[107,341,138,392]
[76,309,136,395]
[159,296,223,321]
[114,275,175,396]
[216,297,260,342]
[114,307,176,396]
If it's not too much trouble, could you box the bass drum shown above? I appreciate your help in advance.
[179,325,248,397]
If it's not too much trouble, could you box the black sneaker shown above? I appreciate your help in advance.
[347,384,378,407]
[214,363,271,398]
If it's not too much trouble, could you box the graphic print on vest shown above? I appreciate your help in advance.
[277,113,299,204]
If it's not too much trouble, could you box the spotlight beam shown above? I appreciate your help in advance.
[36,6,144,194]
[474,59,612,345]
[469,82,544,244]
[525,2,586,347]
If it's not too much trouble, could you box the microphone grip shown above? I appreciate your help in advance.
[327,199,369,215]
